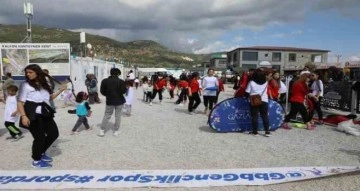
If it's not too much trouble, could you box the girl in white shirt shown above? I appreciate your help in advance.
[17,64,66,169]
[202,69,219,115]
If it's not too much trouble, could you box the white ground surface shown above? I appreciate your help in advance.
[0,86,359,191]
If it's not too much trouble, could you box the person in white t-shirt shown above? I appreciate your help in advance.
[134,77,140,89]
[125,80,135,116]
[17,64,66,168]
[4,85,23,140]
[309,70,324,123]
[128,70,135,80]
[201,68,219,115]
[245,68,271,137]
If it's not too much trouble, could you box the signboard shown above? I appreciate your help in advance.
[209,97,284,132]
[0,167,358,189]
[321,82,353,112]
[0,43,70,78]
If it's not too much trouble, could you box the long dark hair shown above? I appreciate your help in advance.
[24,64,52,93]
[251,68,267,85]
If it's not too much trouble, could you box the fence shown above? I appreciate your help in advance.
[321,81,358,114]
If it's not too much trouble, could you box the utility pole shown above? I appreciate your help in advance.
[335,54,342,63]
[22,2,33,43]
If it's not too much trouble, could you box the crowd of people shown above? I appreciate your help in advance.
[1,64,326,169]
[233,66,324,136]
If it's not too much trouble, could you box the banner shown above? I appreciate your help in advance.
[0,167,359,189]
[0,43,70,77]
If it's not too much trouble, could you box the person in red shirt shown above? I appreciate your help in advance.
[282,71,317,130]
[234,69,254,97]
[175,74,189,105]
[215,75,224,104]
[267,70,280,101]
[152,73,167,104]
[188,72,201,114]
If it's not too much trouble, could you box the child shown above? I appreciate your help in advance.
[147,83,154,105]
[142,79,149,101]
[4,85,23,140]
[125,80,134,116]
[62,78,76,108]
[71,92,92,135]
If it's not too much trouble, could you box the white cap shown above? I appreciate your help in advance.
[300,71,311,75]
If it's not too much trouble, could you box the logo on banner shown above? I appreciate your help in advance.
[0,167,359,189]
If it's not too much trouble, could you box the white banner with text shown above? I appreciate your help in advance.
[0,166,359,189]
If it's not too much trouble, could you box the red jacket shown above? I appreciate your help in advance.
[267,79,279,99]
[218,79,224,92]
[155,79,166,90]
[290,81,309,103]
[178,80,189,88]
[234,72,249,97]
[189,79,199,93]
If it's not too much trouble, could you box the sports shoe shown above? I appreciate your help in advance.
[98,130,105,137]
[306,124,316,130]
[70,131,78,135]
[249,132,259,137]
[41,153,53,162]
[281,123,292,130]
[188,111,195,115]
[149,102,153,106]
[32,160,52,168]
[13,135,24,141]
[265,132,272,137]
[113,131,119,136]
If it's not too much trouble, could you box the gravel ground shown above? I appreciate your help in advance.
[0,86,359,191]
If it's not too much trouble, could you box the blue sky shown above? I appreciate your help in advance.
[0,0,359,62]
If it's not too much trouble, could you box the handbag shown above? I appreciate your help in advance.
[249,84,267,106]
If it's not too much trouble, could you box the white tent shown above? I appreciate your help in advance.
[137,68,168,73]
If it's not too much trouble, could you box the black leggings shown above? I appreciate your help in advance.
[27,116,59,161]
[152,89,163,101]
[284,102,310,123]
[250,102,269,134]
[309,97,323,120]
[188,92,201,112]
[203,96,216,110]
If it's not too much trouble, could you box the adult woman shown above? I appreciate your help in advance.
[17,64,66,168]
[202,68,219,115]
[309,70,324,124]
[245,68,271,137]
[268,71,280,101]
[282,71,316,130]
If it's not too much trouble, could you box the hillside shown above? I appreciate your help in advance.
[0,24,212,68]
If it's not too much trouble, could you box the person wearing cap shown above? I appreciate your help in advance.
[282,71,317,130]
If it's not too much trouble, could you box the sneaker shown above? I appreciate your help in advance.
[11,135,24,142]
[265,132,272,137]
[113,131,119,136]
[98,130,105,137]
[86,126,93,130]
[282,123,292,130]
[249,132,259,137]
[70,131,77,135]
[32,160,52,168]
[149,102,153,106]
[41,153,53,162]
[189,111,195,115]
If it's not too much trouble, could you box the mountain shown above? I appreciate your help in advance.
[0,24,212,68]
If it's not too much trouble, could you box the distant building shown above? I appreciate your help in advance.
[227,46,330,74]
